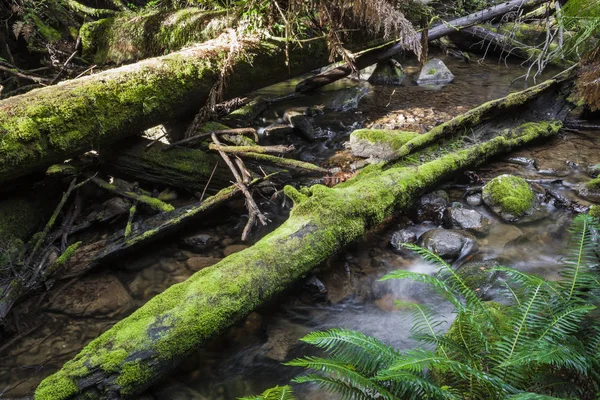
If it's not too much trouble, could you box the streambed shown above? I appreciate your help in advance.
[1,53,598,399]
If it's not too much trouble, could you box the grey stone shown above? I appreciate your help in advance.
[457,260,500,300]
[444,207,492,236]
[368,59,405,85]
[416,58,455,86]
[181,233,214,253]
[304,276,327,296]
[466,193,482,206]
[418,228,477,260]
[390,229,417,252]
[324,86,370,112]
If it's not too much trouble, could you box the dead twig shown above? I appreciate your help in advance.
[208,143,294,154]
[162,128,258,152]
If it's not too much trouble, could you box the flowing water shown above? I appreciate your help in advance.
[1,53,600,399]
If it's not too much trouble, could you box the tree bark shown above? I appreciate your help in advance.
[35,71,574,400]
[296,0,549,93]
[460,25,543,61]
[0,37,328,185]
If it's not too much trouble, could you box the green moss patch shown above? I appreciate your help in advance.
[483,174,534,217]
[352,129,419,151]
[587,176,600,191]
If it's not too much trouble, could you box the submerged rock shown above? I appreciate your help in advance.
[482,175,537,223]
[444,206,492,236]
[416,58,455,86]
[368,59,405,85]
[285,110,325,141]
[457,260,501,300]
[465,193,482,206]
[390,229,417,252]
[181,233,214,253]
[417,190,449,224]
[348,129,418,162]
[418,228,476,260]
[325,86,370,112]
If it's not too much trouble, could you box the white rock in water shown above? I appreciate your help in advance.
[417,58,455,86]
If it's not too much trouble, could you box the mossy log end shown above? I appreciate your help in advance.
[81,8,231,64]
[35,77,573,399]
[0,37,329,185]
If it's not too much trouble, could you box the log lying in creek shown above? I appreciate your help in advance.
[0,36,328,185]
[35,70,575,399]
[296,0,549,93]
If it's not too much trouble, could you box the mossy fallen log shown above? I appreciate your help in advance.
[0,37,329,185]
[80,8,232,64]
[35,72,574,400]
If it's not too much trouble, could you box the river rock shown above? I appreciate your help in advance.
[417,190,449,223]
[186,256,221,271]
[457,260,500,300]
[285,111,324,141]
[304,276,328,297]
[262,321,306,362]
[47,275,133,318]
[263,124,294,137]
[181,233,215,253]
[465,193,482,206]
[223,244,249,257]
[444,206,492,236]
[390,229,417,252]
[325,86,370,112]
[482,175,538,223]
[418,228,477,260]
[416,58,455,86]
[368,59,405,85]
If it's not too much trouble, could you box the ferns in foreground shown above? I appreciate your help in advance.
[242,214,600,399]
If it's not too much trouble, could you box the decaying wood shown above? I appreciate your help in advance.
[35,69,575,400]
[161,128,259,152]
[90,176,174,213]
[0,37,328,184]
[208,143,294,154]
[461,25,542,61]
[296,0,548,93]
[233,152,328,174]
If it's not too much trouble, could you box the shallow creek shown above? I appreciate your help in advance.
[2,54,600,399]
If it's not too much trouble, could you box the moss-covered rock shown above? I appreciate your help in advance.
[482,174,535,222]
[81,8,232,64]
[589,205,600,220]
[0,197,43,242]
[349,129,419,161]
[368,59,405,85]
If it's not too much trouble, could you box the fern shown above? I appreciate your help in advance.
[239,385,295,400]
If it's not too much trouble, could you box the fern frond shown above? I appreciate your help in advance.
[537,304,596,342]
[238,385,295,400]
[373,370,460,400]
[506,393,564,400]
[293,374,374,400]
[297,329,400,376]
[286,356,394,399]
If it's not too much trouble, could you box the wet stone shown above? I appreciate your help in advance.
[389,229,417,252]
[466,193,482,206]
[457,260,500,300]
[304,276,328,297]
[181,233,214,253]
[368,59,405,85]
[444,206,492,236]
[223,244,249,257]
[418,228,477,260]
[47,275,133,318]
[416,58,455,86]
[186,256,221,271]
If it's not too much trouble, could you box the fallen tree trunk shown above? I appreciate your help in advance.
[35,71,574,400]
[461,25,542,60]
[80,8,232,64]
[296,0,549,93]
[0,37,328,185]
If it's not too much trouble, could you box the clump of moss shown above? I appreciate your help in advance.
[482,174,534,217]
[0,197,43,241]
[586,176,600,191]
[589,205,600,220]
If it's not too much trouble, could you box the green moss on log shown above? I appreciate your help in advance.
[352,129,419,151]
[81,8,231,64]
[0,37,329,184]
[34,119,562,400]
[587,176,600,191]
[483,174,535,217]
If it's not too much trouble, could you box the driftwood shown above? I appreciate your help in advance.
[0,37,328,185]
[161,128,259,151]
[208,143,294,154]
[460,25,544,61]
[296,0,548,93]
[35,69,575,400]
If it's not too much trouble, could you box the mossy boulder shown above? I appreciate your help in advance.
[482,174,536,222]
[416,58,454,86]
[368,59,405,85]
[589,205,600,220]
[348,129,419,162]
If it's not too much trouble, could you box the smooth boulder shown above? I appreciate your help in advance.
[416,58,455,86]
[444,206,492,236]
[418,228,477,260]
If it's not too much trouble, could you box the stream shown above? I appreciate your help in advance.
[2,52,600,399]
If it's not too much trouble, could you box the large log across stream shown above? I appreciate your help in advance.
[34,69,575,399]
[296,0,549,93]
[0,37,328,185]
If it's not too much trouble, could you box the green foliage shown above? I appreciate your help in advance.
[239,385,296,400]
[250,214,600,400]
[559,0,600,59]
